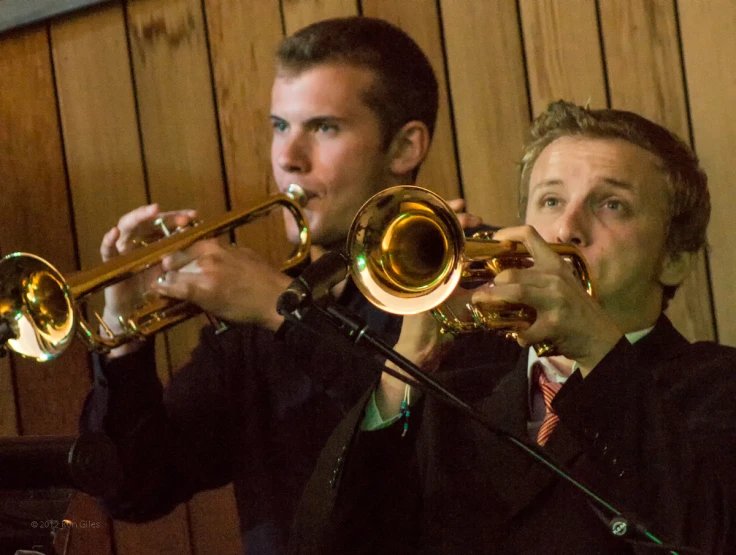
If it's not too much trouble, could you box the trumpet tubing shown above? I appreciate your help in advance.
[0,185,310,361]
[347,186,595,353]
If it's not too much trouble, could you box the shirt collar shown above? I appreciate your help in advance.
[526,325,655,385]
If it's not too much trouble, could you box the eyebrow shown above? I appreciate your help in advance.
[269,115,347,125]
[531,177,635,193]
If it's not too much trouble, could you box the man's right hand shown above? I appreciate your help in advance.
[376,197,480,418]
[100,204,197,358]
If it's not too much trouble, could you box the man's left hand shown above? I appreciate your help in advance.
[472,225,622,376]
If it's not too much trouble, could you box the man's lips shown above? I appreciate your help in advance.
[285,186,319,205]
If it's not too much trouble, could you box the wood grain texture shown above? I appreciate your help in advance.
[0,23,111,555]
[128,0,237,552]
[281,0,357,32]
[112,507,191,555]
[520,0,606,112]
[0,356,16,438]
[205,0,287,264]
[679,0,736,345]
[126,0,226,388]
[0,25,92,437]
[599,0,715,342]
[51,4,148,271]
[52,4,192,555]
[362,0,460,201]
[440,0,529,225]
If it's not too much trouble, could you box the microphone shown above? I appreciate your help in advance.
[277,250,350,315]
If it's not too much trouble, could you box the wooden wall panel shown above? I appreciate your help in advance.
[51,4,148,270]
[200,1,287,551]
[281,0,357,32]
[599,0,714,342]
[362,0,460,201]
[51,4,183,555]
[0,29,40,441]
[520,0,606,112]
[126,0,239,553]
[0,355,16,437]
[0,26,92,437]
[679,0,736,346]
[205,0,287,264]
[0,23,113,555]
[127,0,225,215]
[440,0,529,225]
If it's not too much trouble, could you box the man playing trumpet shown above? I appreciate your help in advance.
[290,101,736,555]
[80,16,479,555]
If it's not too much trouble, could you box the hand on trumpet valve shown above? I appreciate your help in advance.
[150,240,292,331]
[478,225,622,374]
[100,204,198,354]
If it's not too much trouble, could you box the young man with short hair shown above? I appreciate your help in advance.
[80,17,463,555]
[291,101,736,555]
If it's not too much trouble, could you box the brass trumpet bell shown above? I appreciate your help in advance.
[0,185,310,361]
[0,253,75,361]
[347,186,595,347]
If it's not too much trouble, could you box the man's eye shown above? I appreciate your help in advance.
[605,200,622,210]
[272,121,287,132]
[317,123,337,133]
[543,197,559,207]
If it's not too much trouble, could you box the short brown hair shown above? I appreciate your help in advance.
[276,17,439,148]
[519,100,710,302]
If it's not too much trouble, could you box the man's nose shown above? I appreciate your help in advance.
[555,205,589,246]
[276,132,310,173]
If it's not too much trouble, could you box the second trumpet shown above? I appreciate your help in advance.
[346,186,595,343]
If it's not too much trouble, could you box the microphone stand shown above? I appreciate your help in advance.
[285,301,692,555]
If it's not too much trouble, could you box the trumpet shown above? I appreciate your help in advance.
[0,185,310,361]
[346,186,595,355]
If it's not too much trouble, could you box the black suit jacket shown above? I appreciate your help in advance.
[291,316,736,554]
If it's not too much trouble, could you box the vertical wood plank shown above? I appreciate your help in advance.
[599,0,715,342]
[0,23,112,555]
[440,0,530,225]
[126,0,239,553]
[203,1,290,553]
[679,0,736,345]
[0,25,92,438]
[205,0,287,264]
[0,29,36,441]
[0,355,16,438]
[127,0,225,216]
[125,0,225,378]
[51,4,148,271]
[281,0,357,32]
[361,0,460,201]
[519,0,607,112]
[51,4,189,555]
[112,510,191,555]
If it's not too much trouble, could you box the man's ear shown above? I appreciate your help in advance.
[659,249,695,287]
[388,121,431,179]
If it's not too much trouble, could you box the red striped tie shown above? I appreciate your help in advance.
[534,364,563,446]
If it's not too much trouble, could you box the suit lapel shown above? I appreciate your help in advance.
[480,316,688,522]
[474,349,587,523]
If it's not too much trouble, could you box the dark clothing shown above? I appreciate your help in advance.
[291,316,736,554]
[80,280,401,555]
